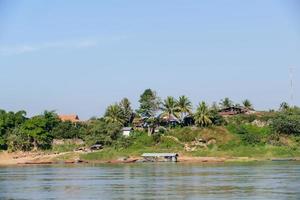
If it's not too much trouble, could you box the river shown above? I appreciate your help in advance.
[0,161,299,199]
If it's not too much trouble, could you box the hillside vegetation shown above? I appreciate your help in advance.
[1,89,300,161]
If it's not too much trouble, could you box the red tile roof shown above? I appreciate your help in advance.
[58,114,80,122]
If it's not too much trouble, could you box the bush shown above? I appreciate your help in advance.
[228,124,265,146]
[152,132,162,144]
[159,136,183,149]
[271,113,300,135]
[167,127,200,142]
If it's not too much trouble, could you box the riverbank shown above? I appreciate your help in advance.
[1,151,300,166]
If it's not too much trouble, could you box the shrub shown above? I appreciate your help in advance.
[271,113,300,135]
[228,124,266,146]
[167,127,200,142]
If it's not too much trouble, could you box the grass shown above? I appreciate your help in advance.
[51,144,81,153]
[80,125,300,161]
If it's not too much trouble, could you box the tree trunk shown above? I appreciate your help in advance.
[33,138,38,151]
[148,126,152,136]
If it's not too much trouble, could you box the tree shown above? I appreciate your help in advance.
[242,99,253,109]
[0,109,27,149]
[84,119,121,146]
[119,98,133,126]
[161,96,180,120]
[271,112,300,135]
[104,104,125,126]
[51,121,83,139]
[137,89,161,118]
[178,95,192,121]
[43,110,60,132]
[194,101,212,127]
[279,102,290,112]
[19,116,53,150]
[211,102,219,111]
[220,97,233,108]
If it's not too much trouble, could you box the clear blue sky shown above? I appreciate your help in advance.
[0,0,299,119]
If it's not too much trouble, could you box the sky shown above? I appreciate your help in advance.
[0,0,300,119]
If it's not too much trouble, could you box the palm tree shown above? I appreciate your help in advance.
[242,99,252,109]
[104,104,125,125]
[178,95,192,121]
[119,98,133,126]
[220,97,233,108]
[161,96,180,121]
[194,101,212,127]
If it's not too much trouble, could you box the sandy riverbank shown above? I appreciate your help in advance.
[1,151,299,166]
[0,151,81,165]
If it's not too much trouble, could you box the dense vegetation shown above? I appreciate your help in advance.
[1,89,300,159]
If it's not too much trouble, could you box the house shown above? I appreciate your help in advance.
[58,114,80,123]
[159,114,180,127]
[219,106,255,116]
[121,127,133,137]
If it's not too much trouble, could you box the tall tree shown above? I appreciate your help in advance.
[242,99,253,109]
[178,95,192,121]
[161,96,180,120]
[279,102,290,112]
[104,104,125,126]
[194,101,212,127]
[138,89,161,118]
[220,97,233,108]
[119,98,133,126]
[19,115,53,150]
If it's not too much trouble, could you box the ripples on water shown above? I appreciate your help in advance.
[0,162,300,200]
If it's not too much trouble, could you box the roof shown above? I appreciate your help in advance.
[58,114,80,122]
[142,153,178,157]
[160,114,179,122]
[122,127,133,131]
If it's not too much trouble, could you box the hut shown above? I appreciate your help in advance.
[219,106,255,116]
[121,127,133,137]
[142,153,178,162]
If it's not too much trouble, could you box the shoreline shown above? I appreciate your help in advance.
[1,151,299,166]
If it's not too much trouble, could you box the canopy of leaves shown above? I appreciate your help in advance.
[178,95,192,120]
[220,97,233,108]
[271,109,300,135]
[194,101,212,127]
[84,119,122,146]
[161,96,180,119]
[119,98,133,126]
[104,104,125,126]
[138,89,160,118]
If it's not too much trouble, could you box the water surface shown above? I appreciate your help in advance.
[0,161,299,199]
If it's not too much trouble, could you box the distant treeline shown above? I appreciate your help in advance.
[0,89,299,151]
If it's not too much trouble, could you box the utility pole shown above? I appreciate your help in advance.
[289,67,294,107]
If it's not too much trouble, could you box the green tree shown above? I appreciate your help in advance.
[177,95,192,121]
[279,102,290,112]
[242,99,253,109]
[119,98,133,126]
[104,104,125,126]
[84,119,121,146]
[220,97,233,108]
[271,112,300,135]
[138,89,161,118]
[161,96,180,120]
[19,116,53,150]
[0,109,27,148]
[51,121,83,139]
[194,101,212,127]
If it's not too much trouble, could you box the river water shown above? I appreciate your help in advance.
[0,161,299,200]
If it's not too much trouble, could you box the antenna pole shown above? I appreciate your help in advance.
[289,67,294,107]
